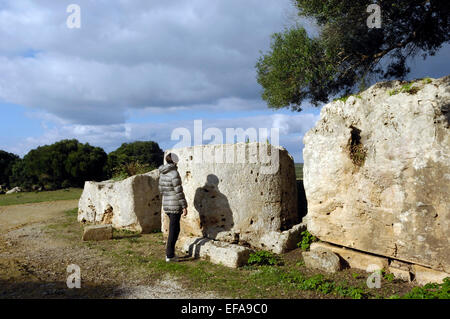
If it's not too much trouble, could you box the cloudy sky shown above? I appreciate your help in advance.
[0,0,449,162]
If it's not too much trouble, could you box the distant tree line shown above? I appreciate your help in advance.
[0,139,164,191]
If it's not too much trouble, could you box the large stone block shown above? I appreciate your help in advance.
[303,76,450,273]
[161,142,299,252]
[176,236,252,268]
[78,170,161,233]
[413,264,449,286]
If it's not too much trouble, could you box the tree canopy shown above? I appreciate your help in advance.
[107,141,164,177]
[256,0,450,110]
[10,139,108,190]
[0,150,19,187]
[2,139,165,190]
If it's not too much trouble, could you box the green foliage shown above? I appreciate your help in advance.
[352,273,361,279]
[0,150,19,188]
[388,82,421,96]
[280,271,368,299]
[256,0,450,109]
[9,140,107,190]
[247,251,283,266]
[107,141,163,177]
[295,163,303,180]
[381,270,395,282]
[349,143,367,166]
[297,230,317,251]
[111,161,153,180]
[334,93,362,103]
[397,277,450,299]
[256,26,331,109]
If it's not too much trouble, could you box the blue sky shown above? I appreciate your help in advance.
[0,0,449,162]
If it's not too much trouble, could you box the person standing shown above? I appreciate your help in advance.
[158,153,188,262]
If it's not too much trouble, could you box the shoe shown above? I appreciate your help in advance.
[165,256,179,262]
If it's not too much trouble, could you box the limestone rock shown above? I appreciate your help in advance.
[176,236,252,268]
[302,247,341,273]
[6,187,22,194]
[259,222,306,254]
[82,224,113,241]
[310,242,389,271]
[303,76,450,273]
[78,170,161,233]
[413,264,449,286]
[388,266,412,282]
[161,142,299,253]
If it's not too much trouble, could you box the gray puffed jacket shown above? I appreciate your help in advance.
[158,163,187,214]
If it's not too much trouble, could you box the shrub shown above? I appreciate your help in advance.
[247,251,283,266]
[112,161,152,180]
[107,141,163,177]
[399,277,450,299]
[297,230,317,251]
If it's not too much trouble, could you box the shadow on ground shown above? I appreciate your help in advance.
[0,279,120,299]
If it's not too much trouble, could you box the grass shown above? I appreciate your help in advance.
[333,93,363,103]
[0,188,83,206]
[248,251,284,266]
[390,278,450,299]
[39,209,431,299]
[349,143,367,166]
[388,81,421,96]
[295,163,303,180]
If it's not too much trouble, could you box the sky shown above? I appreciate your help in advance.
[0,0,449,162]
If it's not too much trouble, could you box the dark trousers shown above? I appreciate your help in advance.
[166,213,181,258]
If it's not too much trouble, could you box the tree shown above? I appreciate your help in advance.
[256,0,450,110]
[107,141,164,177]
[0,150,19,187]
[10,139,107,190]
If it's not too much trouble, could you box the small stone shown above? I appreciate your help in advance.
[82,224,113,241]
[302,247,341,273]
[388,266,412,282]
[6,187,22,194]
[310,242,389,271]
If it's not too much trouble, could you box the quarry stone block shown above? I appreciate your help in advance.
[176,236,252,268]
[388,266,412,282]
[303,76,450,273]
[162,142,299,253]
[78,170,161,233]
[82,224,113,241]
[413,264,449,286]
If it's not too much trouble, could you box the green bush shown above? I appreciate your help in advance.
[112,161,153,180]
[247,251,283,266]
[399,277,450,299]
[107,141,163,177]
[297,230,317,251]
[10,139,107,189]
[0,150,19,188]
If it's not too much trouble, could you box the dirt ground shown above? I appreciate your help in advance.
[0,201,218,299]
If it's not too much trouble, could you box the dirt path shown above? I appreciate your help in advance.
[0,201,219,299]
[0,200,79,232]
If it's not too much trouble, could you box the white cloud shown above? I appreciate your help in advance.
[0,0,299,124]
[6,112,320,162]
